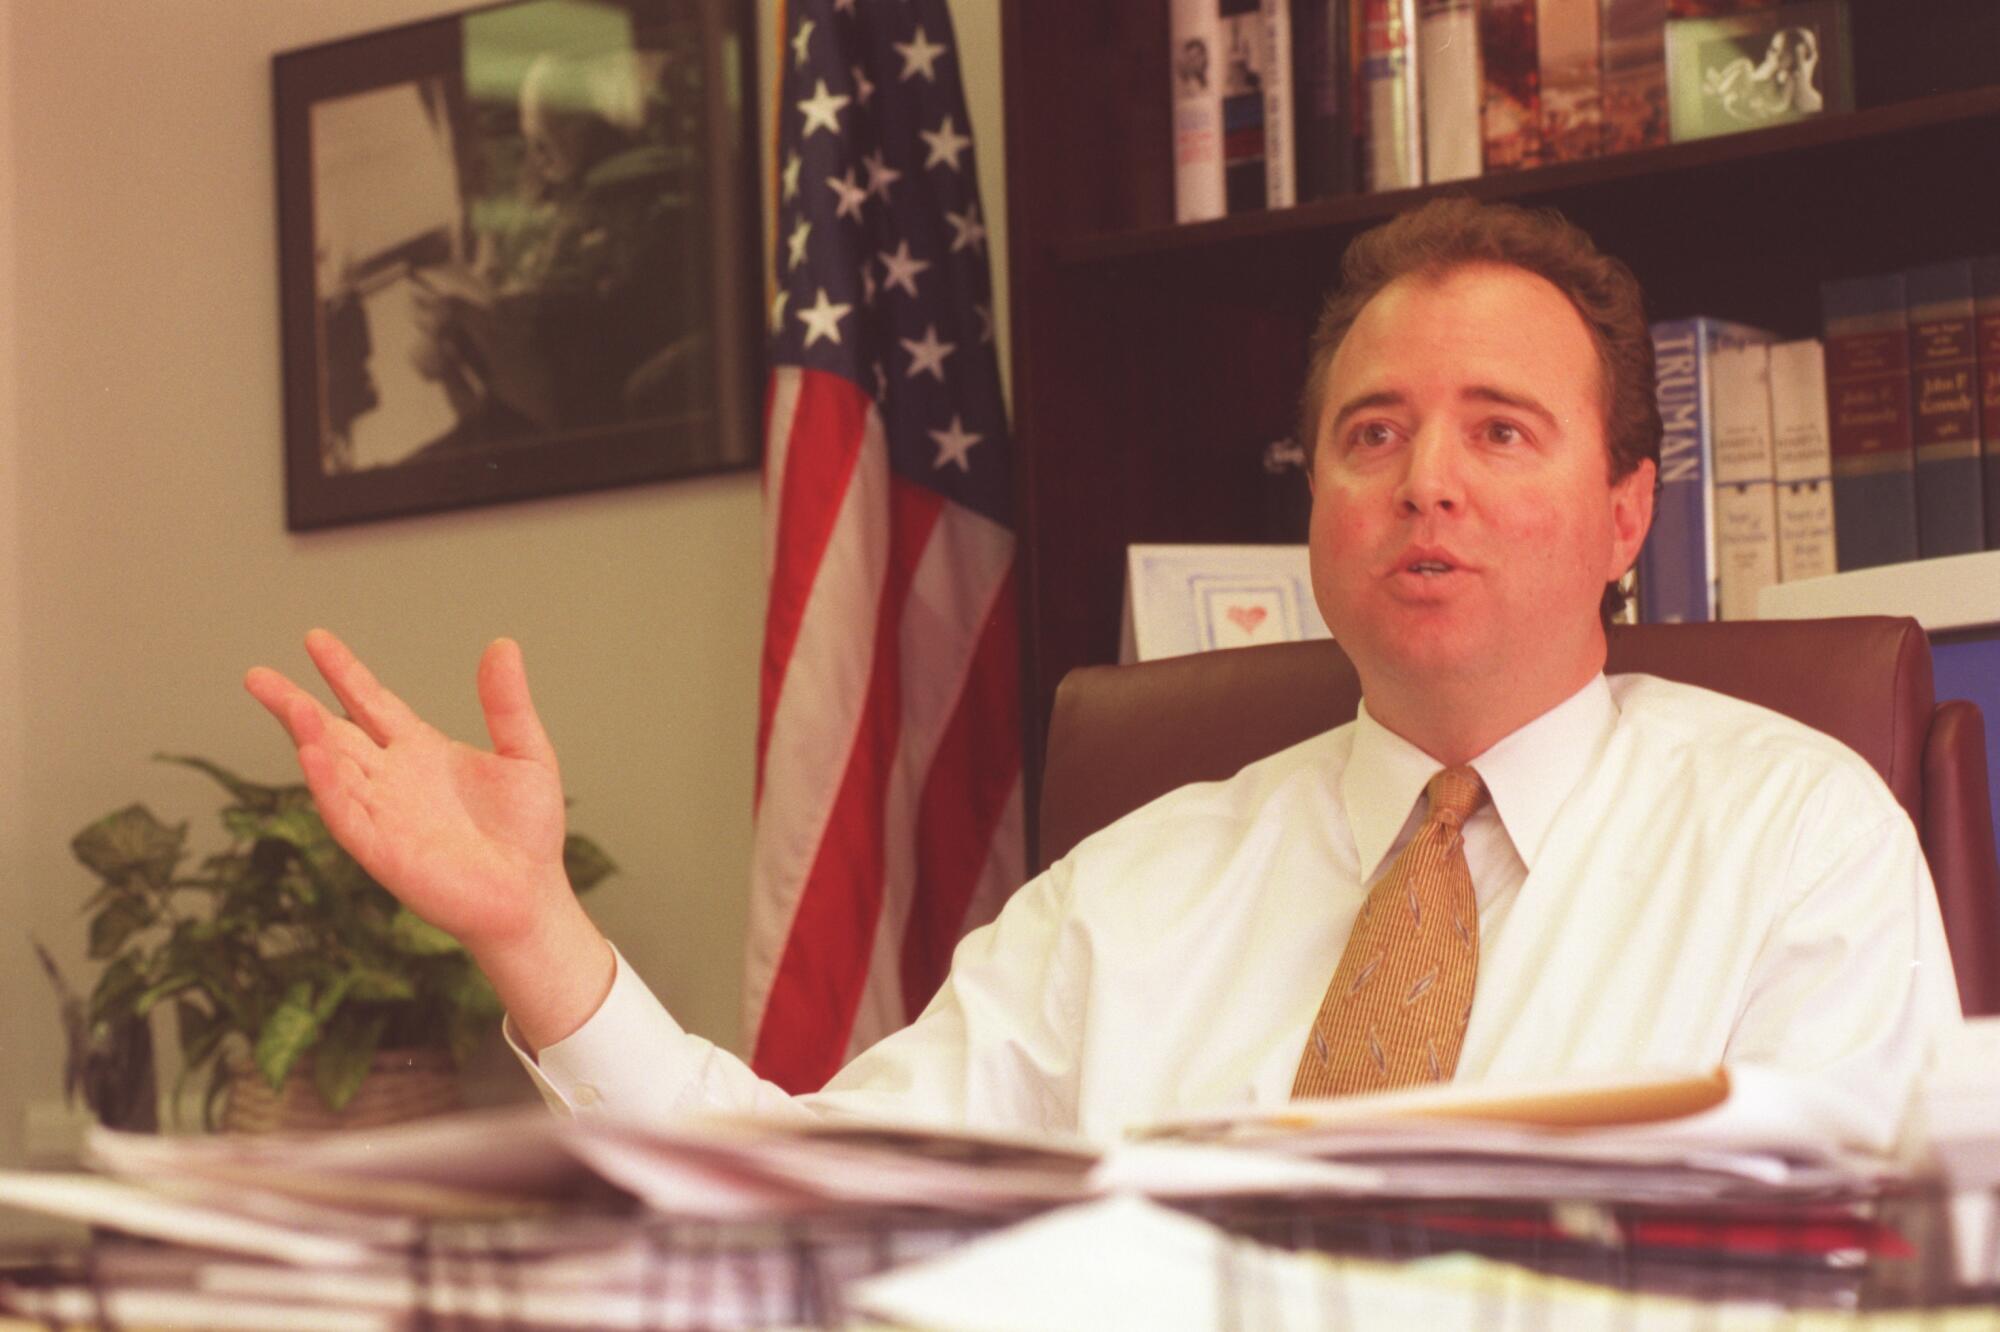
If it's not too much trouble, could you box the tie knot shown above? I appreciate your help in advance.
[1425,765,1486,830]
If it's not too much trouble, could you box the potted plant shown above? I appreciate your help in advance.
[46,755,615,1131]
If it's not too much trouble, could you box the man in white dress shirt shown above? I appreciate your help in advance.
[246,197,1960,1143]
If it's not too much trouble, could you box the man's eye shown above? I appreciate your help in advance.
[1484,421,1523,446]
[1353,422,1395,449]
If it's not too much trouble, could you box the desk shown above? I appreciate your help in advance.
[3,1184,1998,1329]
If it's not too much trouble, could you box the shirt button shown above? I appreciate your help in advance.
[573,1084,601,1108]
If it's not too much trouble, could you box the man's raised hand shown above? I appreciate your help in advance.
[244,630,615,1051]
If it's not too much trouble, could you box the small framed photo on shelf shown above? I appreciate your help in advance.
[1664,0,1852,144]
[272,0,761,531]
[1121,544,1332,664]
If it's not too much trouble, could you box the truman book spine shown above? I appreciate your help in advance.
[1419,0,1484,182]
[1976,255,2000,551]
[1822,273,1922,570]
[1906,259,1984,556]
[1640,316,1772,623]
[1767,338,1837,583]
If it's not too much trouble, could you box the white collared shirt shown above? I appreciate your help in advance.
[520,674,1961,1145]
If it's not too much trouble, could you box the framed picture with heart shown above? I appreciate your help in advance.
[1120,544,1332,663]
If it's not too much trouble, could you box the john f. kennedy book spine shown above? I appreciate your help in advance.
[1709,341,1781,620]
[1977,255,2000,550]
[1641,316,1773,623]
[1821,273,1921,570]
[1905,259,1985,556]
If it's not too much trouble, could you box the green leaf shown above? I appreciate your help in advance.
[310,973,357,1024]
[71,805,186,886]
[88,953,147,1025]
[87,895,155,960]
[253,982,319,1090]
[388,910,464,957]
[563,835,617,893]
[175,998,227,1068]
[131,972,197,1018]
[312,1010,387,1112]
[156,754,299,815]
[347,968,418,1002]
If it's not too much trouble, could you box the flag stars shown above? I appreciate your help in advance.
[769,288,790,333]
[894,26,949,81]
[974,303,993,344]
[786,217,812,271]
[826,168,868,221]
[861,260,878,304]
[781,152,803,202]
[862,149,902,202]
[797,79,851,138]
[901,324,956,382]
[945,201,987,253]
[796,288,852,348]
[790,18,815,68]
[921,115,973,171]
[851,63,876,107]
[878,240,931,297]
[929,415,982,472]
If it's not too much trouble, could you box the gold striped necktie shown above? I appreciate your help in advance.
[1293,765,1488,1099]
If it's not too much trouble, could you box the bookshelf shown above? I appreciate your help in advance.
[997,0,2000,835]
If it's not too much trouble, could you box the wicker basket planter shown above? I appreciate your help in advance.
[221,1047,462,1134]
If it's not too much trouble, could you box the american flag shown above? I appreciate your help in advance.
[746,0,1023,1093]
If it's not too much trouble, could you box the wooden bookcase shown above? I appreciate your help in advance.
[997,0,2000,839]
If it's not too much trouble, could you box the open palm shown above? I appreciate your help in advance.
[245,630,570,955]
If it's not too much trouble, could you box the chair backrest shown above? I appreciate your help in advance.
[1038,616,2000,1015]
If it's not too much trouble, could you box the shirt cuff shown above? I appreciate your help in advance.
[503,943,703,1120]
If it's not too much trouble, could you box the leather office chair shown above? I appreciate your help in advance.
[1038,616,2000,1017]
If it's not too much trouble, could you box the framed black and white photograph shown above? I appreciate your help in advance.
[273,0,760,530]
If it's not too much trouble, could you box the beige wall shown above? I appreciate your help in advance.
[0,0,1005,1165]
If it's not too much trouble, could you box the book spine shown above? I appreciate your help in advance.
[1975,255,2000,552]
[1419,0,1484,182]
[1291,0,1353,199]
[1220,0,1276,213]
[1640,317,1771,623]
[1599,0,1667,154]
[1767,338,1837,583]
[1171,0,1227,222]
[1821,274,1922,571]
[1479,0,1543,171]
[1261,0,1297,206]
[1905,259,1986,556]
[1708,342,1781,620]
[1359,0,1424,190]
[1535,0,1602,162]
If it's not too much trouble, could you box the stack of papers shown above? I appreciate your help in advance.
[1911,1017,2000,1287]
[0,1065,1948,1329]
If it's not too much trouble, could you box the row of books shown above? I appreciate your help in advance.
[1637,256,2000,625]
[1171,0,1853,219]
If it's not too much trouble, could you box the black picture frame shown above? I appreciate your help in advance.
[272,0,761,530]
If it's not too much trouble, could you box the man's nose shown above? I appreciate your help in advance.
[1395,428,1464,514]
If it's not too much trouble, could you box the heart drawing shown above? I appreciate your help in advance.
[1225,605,1269,636]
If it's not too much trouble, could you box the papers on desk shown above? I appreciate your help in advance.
[0,1064,1952,1329]
[1912,1016,2000,1287]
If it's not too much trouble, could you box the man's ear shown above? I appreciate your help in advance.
[1606,458,1655,581]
